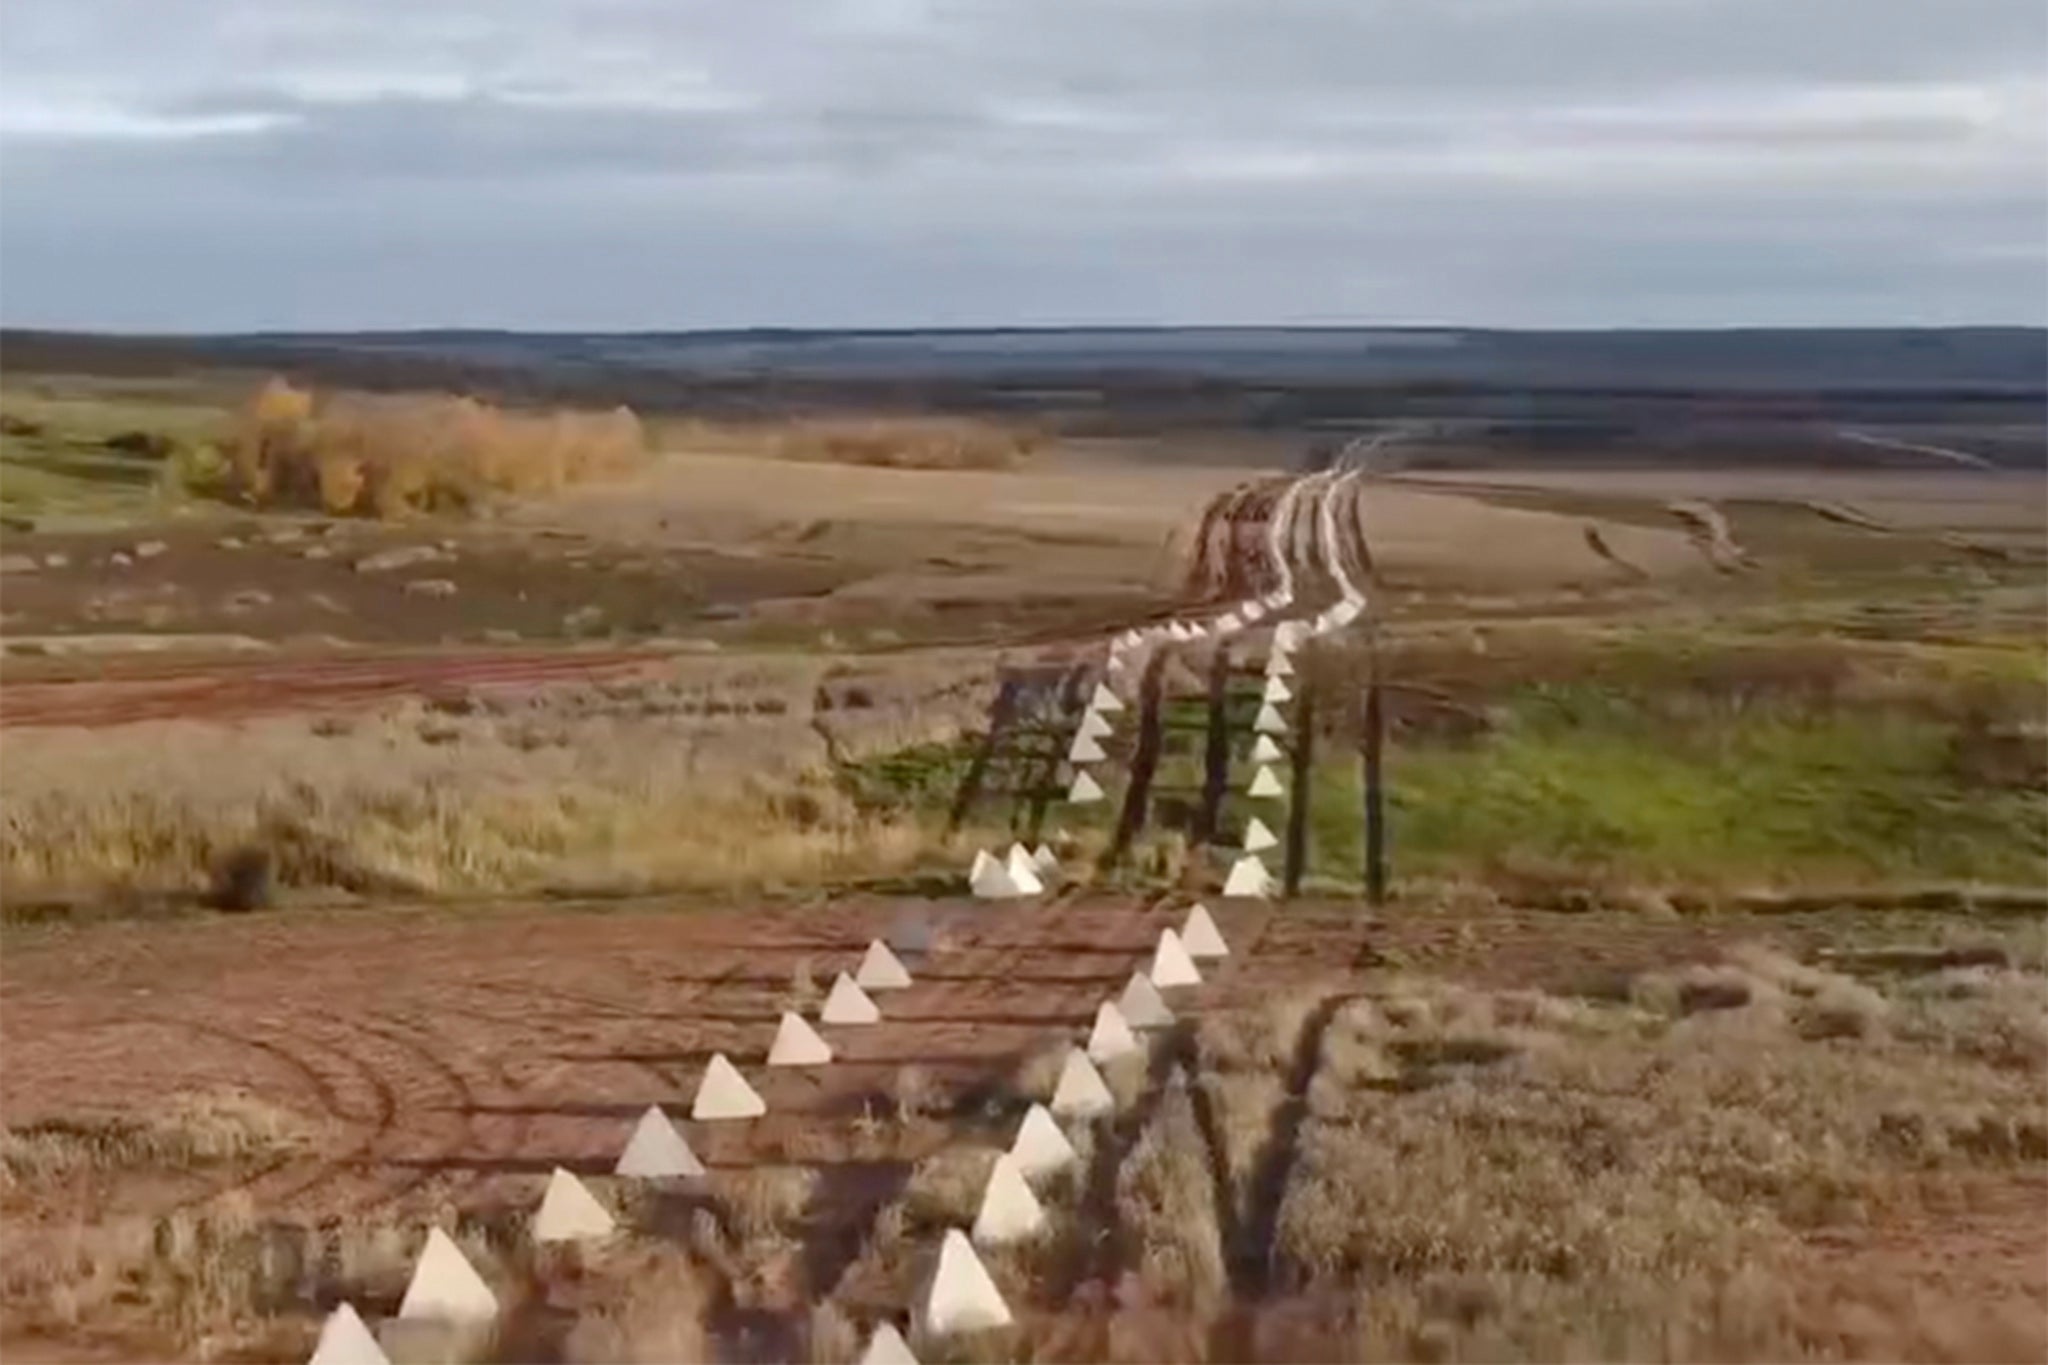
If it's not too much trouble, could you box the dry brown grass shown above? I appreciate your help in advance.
[1113,1071,1226,1313]
[662,415,1044,471]
[225,378,648,518]
[560,1248,716,1363]
[1273,955,2048,1360]
[902,1147,998,1227]
[0,654,993,906]
[719,1166,820,1244]
[0,1091,319,1187]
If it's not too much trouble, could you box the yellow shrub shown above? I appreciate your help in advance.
[219,381,648,518]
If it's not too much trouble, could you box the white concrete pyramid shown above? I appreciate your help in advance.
[1182,904,1229,958]
[1263,676,1292,704]
[769,1010,834,1065]
[1005,845,1046,895]
[1266,652,1295,679]
[1009,1102,1077,1179]
[1274,620,1306,649]
[1030,843,1059,875]
[1243,816,1279,853]
[1223,855,1272,899]
[968,848,998,884]
[1078,710,1114,739]
[397,1228,497,1323]
[309,1302,388,1365]
[1106,655,1128,676]
[971,1152,1048,1245]
[1331,597,1365,626]
[1086,1000,1141,1062]
[1242,601,1267,622]
[822,973,881,1025]
[919,1228,1014,1336]
[692,1052,766,1120]
[533,1167,616,1243]
[1117,971,1175,1029]
[1090,683,1124,713]
[1068,732,1107,763]
[970,850,1019,898]
[856,939,913,991]
[1248,765,1285,798]
[1249,734,1284,764]
[615,1105,703,1178]
[1254,703,1288,734]
[1067,769,1105,804]
[1050,1048,1114,1118]
[1216,612,1243,635]
[860,1322,920,1365]
[1150,927,1204,988]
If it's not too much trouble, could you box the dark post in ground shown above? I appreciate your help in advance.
[1103,649,1168,870]
[1362,643,1387,906]
[1193,643,1233,854]
[947,676,1021,836]
[1022,665,1089,844]
[1282,652,1315,898]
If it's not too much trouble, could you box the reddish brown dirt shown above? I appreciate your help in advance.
[0,898,1312,1221]
[1791,1173,2048,1362]
[5,897,2040,1363]
[0,895,1937,1220]
[0,645,677,729]
[0,522,855,649]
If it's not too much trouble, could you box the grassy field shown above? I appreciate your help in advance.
[0,378,230,520]
[3,361,2045,1360]
[0,653,1009,910]
[1298,622,2047,895]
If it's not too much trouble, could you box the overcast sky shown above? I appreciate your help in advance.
[2,0,2043,331]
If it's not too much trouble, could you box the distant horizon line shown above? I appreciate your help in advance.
[5,321,2045,340]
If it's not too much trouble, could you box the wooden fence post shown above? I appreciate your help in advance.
[1362,644,1387,906]
[1282,655,1315,898]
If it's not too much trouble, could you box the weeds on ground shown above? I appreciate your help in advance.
[1274,955,2048,1360]
[660,415,1044,472]
[1,657,991,907]
[1112,1070,1226,1313]
[0,1091,319,1187]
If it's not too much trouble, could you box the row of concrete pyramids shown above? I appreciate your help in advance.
[1064,678,1123,804]
[309,935,926,1363]
[885,903,1235,1345]
[312,901,1246,1359]
[968,841,1058,898]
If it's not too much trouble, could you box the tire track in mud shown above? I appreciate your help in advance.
[120,1011,397,1218]
[308,1008,485,1213]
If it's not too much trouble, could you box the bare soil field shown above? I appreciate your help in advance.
[1401,468,2048,535]
[4,895,2042,1362]
[0,647,680,729]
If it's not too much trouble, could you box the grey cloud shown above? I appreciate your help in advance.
[0,0,2042,328]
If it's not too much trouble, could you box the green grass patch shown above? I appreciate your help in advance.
[836,738,979,817]
[1303,682,2047,890]
[1,379,231,520]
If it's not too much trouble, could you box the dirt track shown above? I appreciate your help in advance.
[0,646,676,729]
